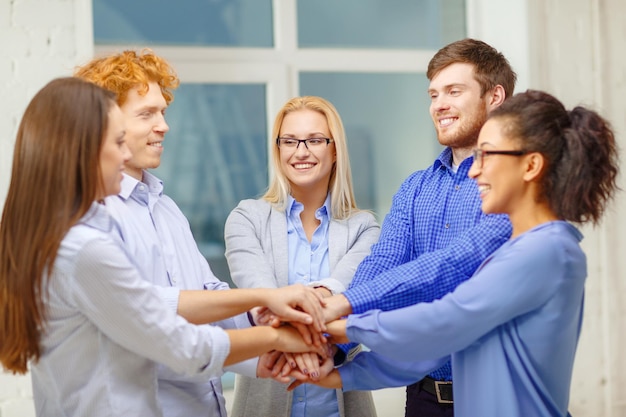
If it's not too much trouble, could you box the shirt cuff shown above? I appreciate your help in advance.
[342,286,377,314]
[224,356,259,378]
[198,326,231,377]
[308,278,346,295]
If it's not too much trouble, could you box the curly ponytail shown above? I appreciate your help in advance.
[490,90,619,224]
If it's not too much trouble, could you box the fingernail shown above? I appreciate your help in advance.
[311,372,318,378]
[290,362,296,368]
[303,369,308,374]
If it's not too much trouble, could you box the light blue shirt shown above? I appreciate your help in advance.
[286,195,339,417]
[31,202,230,417]
[104,172,253,417]
[339,221,584,417]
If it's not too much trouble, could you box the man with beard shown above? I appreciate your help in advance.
[318,39,517,417]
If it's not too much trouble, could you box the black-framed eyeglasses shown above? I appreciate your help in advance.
[276,137,334,150]
[472,148,527,168]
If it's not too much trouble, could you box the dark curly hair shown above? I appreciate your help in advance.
[490,89,619,224]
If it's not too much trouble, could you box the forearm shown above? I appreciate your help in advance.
[225,325,323,366]
[339,351,439,391]
[312,369,342,389]
[345,215,512,314]
[223,357,258,377]
[224,327,279,366]
[178,288,269,324]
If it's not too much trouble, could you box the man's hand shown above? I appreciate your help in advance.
[263,285,327,333]
[322,294,353,323]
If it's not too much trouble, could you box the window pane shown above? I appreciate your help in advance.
[93,0,273,47]
[154,84,268,285]
[300,72,439,218]
[298,0,465,49]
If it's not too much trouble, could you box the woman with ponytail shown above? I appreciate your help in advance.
[299,90,619,417]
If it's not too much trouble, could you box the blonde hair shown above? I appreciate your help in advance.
[263,96,358,219]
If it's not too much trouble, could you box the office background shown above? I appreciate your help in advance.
[1,1,625,416]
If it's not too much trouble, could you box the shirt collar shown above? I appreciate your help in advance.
[319,193,331,218]
[118,171,164,201]
[80,201,116,233]
[286,193,332,219]
[432,147,475,175]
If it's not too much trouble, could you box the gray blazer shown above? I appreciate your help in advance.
[224,199,380,417]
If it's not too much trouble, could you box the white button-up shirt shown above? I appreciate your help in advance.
[104,171,254,417]
[31,202,230,417]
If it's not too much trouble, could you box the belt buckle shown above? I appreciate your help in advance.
[434,380,453,404]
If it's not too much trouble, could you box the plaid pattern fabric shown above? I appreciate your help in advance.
[345,147,512,380]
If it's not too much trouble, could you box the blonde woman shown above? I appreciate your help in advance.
[225,96,379,417]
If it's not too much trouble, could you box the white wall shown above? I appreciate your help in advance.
[527,1,626,415]
[0,0,94,208]
[0,0,93,415]
[1,1,625,416]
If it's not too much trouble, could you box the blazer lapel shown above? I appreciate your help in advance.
[328,219,347,271]
[269,206,289,287]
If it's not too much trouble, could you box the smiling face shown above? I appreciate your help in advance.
[468,118,529,216]
[278,109,336,199]
[99,104,131,198]
[428,62,492,152]
[119,81,169,180]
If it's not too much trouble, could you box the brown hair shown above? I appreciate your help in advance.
[491,89,619,224]
[74,49,179,106]
[0,77,117,374]
[427,38,517,99]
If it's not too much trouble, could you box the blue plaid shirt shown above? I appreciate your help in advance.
[344,147,512,381]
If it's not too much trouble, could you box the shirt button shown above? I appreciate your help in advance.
[139,185,145,191]
[445,223,450,229]
[455,185,460,190]
[297,397,304,402]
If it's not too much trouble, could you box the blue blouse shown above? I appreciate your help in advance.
[286,194,339,417]
[340,221,584,417]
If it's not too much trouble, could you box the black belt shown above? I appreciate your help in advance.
[420,376,453,404]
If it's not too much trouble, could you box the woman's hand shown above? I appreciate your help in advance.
[262,285,327,335]
[286,356,340,390]
[325,319,349,344]
[280,351,325,380]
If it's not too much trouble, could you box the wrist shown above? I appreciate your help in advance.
[269,326,282,350]
[313,286,333,297]
[337,294,352,316]
[246,310,256,326]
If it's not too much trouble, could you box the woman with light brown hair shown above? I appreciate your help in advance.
[0,78,329,417]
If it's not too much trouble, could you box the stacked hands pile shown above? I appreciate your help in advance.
[251,286,347,390]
